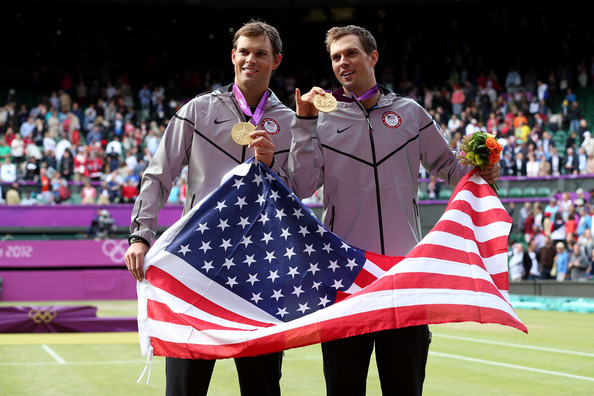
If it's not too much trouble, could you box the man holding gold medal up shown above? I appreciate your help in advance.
[125,20,294,396]
[288,25,500,396]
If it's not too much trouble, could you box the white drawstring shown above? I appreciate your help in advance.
[137,345,154,385]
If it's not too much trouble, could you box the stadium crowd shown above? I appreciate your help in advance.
[2,60,594,204]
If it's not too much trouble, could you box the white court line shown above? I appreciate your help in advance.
[434,334,594,357]
[0,360,148,366]
[431,351,594,382]
[41,344,66,365]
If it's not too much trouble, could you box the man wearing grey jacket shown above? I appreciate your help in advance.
[125,21,293,396]
[289,25,500,395]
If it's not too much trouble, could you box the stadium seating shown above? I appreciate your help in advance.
[536,186,552,198]
[508,187,523,198]
[522,187,537,197]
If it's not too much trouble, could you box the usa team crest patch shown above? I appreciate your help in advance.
[261,118,280,135]
[382,111,402,129]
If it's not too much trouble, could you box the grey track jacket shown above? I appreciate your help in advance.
[288,86,472,256]
[130,84,294,244]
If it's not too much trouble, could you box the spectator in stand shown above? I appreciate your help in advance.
[10,133,25,165]
[514,151,527,176]
[0,156,17,183]
[80,178,97,204]
[566,130,579,151]
[86,125,103,146]
[486,112,499,136]
[0,138,10,158]
[41,149,58,171]
[553,241,568,281]
[548,146,562,176]
[508,243,526,281]
[568,101,581,135]
[525,152,539,177]
[550,212,567,248]
[105,169,122,203]
[525,240,540,280]
[563,146,579,175]
[447,113,461,134]
[73,146,90,181]
[538,153,551,176]
[568,242,590,281]
[450,85,465,116]
[426,175,441,200]
[505,67,522,93]
[120,178,139,203]
[19,116,36,140]
[558,192,573,220]
[51,173,71,204]
[577,146,587,174]
[577,227,593,267]
[5,182,21,205]
[565,207,578,237]
[20,191,37,205]
[59,148,74,180]
[23,156,39,182]
[86,150,104,181]
[38,167,52,203]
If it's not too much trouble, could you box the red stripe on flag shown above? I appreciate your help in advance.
[147,299,251,331]
[349,272,507,300]
[406,244,508,291]
[428,221,509,258]
[446,200,511,227]
[352,268,380,289]
[145,266,272,328]
[363,252,404,271]
[149,303,526,360]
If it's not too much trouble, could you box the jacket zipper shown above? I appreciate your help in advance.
[355,101,385,255]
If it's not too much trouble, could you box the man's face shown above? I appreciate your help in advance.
[232,34,281,93]
[329,34,377,96]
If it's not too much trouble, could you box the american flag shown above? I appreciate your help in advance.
[137,160,527,360]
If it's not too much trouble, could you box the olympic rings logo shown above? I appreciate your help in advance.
[101,240,128,263]
[28,308,57,324]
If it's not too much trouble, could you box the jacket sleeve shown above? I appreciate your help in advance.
[129,109,193,244]
[418,106,472,186]
[287,115,325,199]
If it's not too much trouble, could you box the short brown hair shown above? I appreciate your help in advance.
[325,25,377,55]
[233,20,282,57]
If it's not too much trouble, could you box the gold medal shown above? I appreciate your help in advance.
[313,93,338,113]
[231,122,256,145]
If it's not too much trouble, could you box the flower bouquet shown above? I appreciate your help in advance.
[458,131,503,194]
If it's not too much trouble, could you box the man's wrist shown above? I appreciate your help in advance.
[128,235,150,248]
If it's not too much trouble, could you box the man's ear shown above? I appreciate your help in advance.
[272,53,282,70]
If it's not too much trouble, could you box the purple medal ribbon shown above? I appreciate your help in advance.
[233,84,269,127]
[331,84,379,103]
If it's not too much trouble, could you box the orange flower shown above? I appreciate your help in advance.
[485,137,498,152]
[489,151,500,164]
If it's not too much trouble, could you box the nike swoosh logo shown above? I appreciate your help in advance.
[336,125,353,134]
[214,119,232,124]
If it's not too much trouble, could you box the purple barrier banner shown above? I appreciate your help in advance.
[0,305,137,333]
[0,240,129,268]
[0,204,183,227]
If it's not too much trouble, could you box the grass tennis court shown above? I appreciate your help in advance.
[1,301,593,395]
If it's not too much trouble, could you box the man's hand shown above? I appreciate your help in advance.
[476,162,500,185]
[249,130,275,167]
[295,87,327,118]
[125,242,149,282]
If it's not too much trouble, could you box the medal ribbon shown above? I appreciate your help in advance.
[233,84,269,127]
[331,84,379,102]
